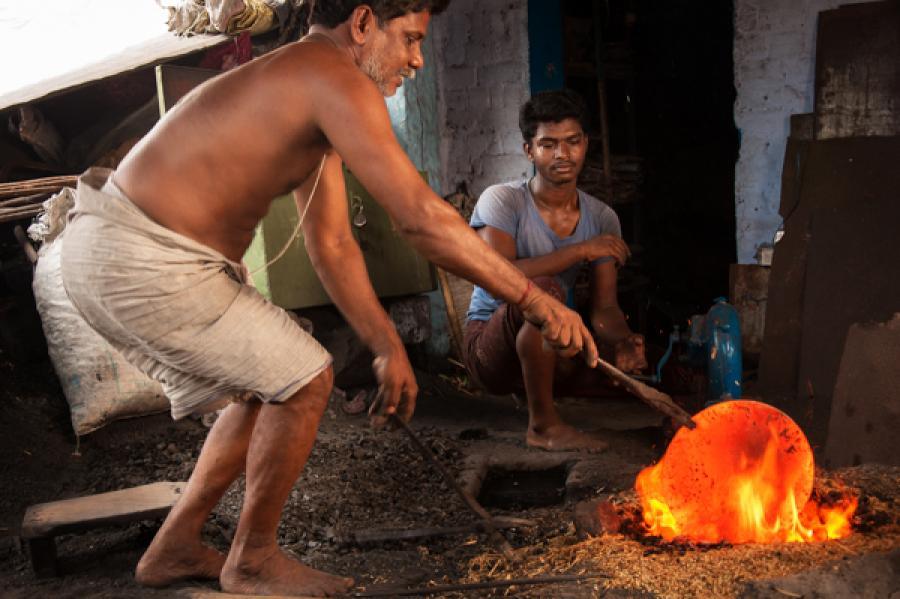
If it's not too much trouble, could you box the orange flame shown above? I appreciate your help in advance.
[635,400,856,543]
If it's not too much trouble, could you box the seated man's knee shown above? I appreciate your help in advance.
[515,319,544,355]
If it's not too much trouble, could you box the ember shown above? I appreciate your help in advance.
[635,400,857,543]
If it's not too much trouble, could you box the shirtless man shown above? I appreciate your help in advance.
[60,1,599,596]
[463,89,647,452]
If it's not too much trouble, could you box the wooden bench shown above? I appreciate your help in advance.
[21,481,186,578]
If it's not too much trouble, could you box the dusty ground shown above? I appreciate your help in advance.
[1,352,898,599]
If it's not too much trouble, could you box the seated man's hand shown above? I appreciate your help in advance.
[581,234,631,267]
[368,345,418,428]
[520,287,599,366]
[614,333,647,373]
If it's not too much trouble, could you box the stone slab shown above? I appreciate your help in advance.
[824,314,900,468]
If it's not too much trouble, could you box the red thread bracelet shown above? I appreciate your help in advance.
[517,279,533,305]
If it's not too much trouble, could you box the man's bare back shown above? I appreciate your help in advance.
[115,37,371,261]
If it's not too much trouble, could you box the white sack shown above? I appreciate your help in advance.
[32,194,168,436]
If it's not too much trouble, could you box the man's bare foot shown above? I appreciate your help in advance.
[220,546,354,597]
[135,538,225,587]
[527,423,609,452]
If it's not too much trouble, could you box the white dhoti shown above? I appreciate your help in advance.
[61,168,332,420]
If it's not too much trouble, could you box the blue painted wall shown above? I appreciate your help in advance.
[527,0,564,94]
[384,37,453,356]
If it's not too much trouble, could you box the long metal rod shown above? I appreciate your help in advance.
[594,357,697,430]
[352,572,610,597]
[390,414,517,561]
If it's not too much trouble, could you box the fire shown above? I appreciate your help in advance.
[635,400,857,543]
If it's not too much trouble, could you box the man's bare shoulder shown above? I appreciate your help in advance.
[258,40,381,105]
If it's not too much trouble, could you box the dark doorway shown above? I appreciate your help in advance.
[533,0,739,342]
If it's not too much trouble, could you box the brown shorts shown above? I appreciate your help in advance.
[462,276,621,397]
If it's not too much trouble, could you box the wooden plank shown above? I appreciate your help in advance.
[21,481,185,539]
[756,121,814,406]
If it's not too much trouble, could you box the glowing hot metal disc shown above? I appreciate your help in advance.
[636,400,818,543]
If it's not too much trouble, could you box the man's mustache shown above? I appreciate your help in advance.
[400,67,416,80]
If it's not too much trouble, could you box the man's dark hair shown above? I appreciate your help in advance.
[309,0,450,28]
[519,89,589,143]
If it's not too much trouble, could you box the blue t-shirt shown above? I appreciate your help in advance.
[467,179,622,322]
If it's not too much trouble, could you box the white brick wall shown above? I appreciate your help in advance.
[429,1,849,262]
[431,0,532,197]
[733,0,843,263]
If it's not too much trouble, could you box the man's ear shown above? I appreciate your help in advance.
[348,5,377,45]
[523,141,534,161]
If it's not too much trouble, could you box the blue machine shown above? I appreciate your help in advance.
[690,297,743,403]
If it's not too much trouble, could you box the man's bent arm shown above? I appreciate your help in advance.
[312,76,538,305]
[298,154,418,422]
[298,154,403,355]
[483,221,634,344]
[306,63,597,364]
[477,225,584,278]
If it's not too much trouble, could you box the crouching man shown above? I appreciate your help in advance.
[463,89,647,453]
[60,3,599,597]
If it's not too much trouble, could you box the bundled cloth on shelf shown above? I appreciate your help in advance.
[158,0,288,36]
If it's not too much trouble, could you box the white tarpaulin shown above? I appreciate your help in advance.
[0,0,227,110]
